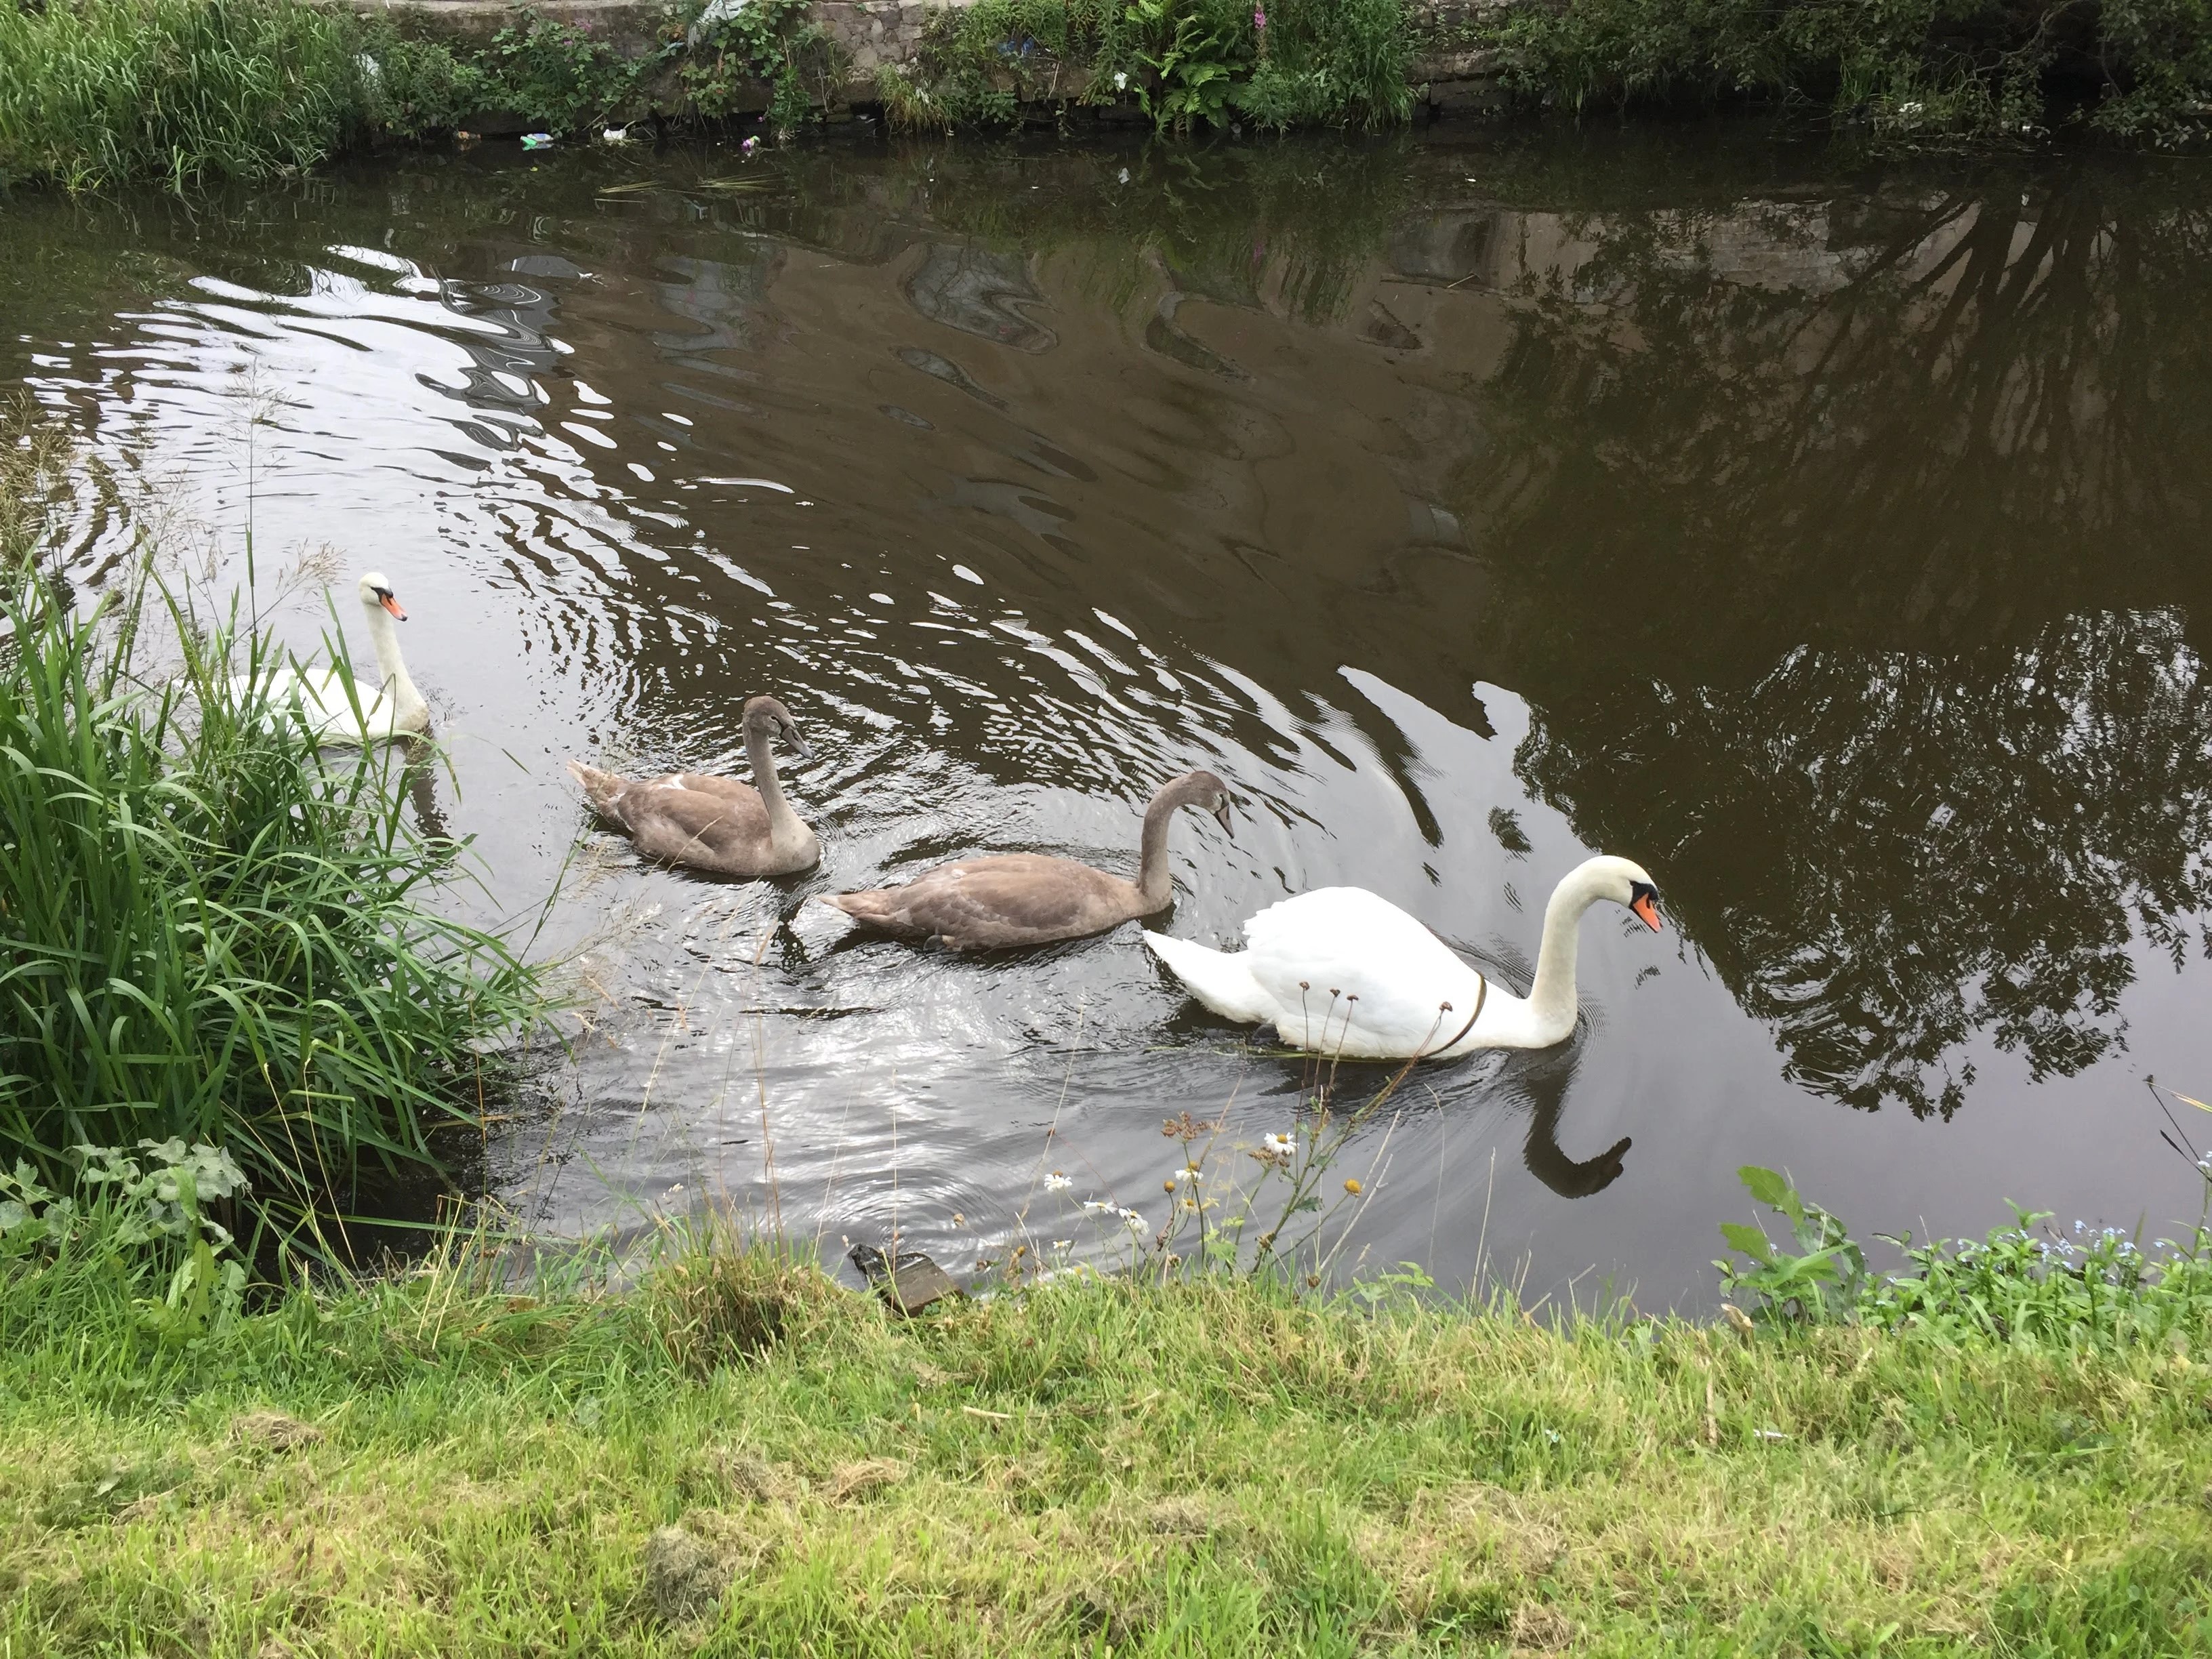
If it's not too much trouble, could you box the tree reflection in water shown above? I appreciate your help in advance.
[1469,176,2212,1116]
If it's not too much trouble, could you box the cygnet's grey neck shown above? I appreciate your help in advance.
[746,722,806,850]
[1134,778,1203,909]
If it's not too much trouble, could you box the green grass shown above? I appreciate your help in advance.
[0,416,547,1238]
[0,0,376,190]
[0,0,625,192]
[5,1210,2212,1654]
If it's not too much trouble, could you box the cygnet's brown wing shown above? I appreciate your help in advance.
[825,854,1139,949]
[618,775,775,875]
[673,772,764,804]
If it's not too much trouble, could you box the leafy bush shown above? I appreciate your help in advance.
[474,8,659,133]
[1487,0,2212,147]
[2,1139,253,1338]
[884,0,1408,134]
[1715,1164,1868,1326]
[685,0,844,134]
[1717,1164,2212,1349]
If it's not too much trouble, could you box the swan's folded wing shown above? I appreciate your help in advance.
[1243,888,1490,1056]
[880,855,1123,941]
[626,783,771,861]
[674,773,769,805]
[1142,931,1282,1024]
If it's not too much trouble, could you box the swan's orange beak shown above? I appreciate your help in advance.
[380,592,407,620]
[1632,893,1662,932]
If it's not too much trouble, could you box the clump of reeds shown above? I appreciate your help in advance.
[0,0,372,190]
[0,436,547,1241]
[0,0,486,192]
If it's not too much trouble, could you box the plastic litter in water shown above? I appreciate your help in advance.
[520,133,556,150]
[600,125,629,143]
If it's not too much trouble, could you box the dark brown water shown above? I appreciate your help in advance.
[9,127,2212,1307]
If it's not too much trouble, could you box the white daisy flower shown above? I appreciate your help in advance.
[1119,1208,1146,1230]
[1044,1171,1072,1191]
[1263,1132,1295,1158]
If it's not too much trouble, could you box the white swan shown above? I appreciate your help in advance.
[239,571,430,745]
[1143,854,1662,1060]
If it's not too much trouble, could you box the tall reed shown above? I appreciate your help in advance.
[0,0,485,191]
[0,448,548,1229]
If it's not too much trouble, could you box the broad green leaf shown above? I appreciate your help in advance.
[1719,1221,1774,1263]
[1739,1166,1791,1207]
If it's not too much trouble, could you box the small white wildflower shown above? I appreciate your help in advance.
[1052,1240,1071,1251]
[1119,1208,1145,1230]
[1044,1171,1072,1191]
[1082,1198,1113,1213]
[1263,1132,1294,1158]
[1169,1166,1200,1185]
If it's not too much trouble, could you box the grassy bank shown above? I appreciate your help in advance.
[5,1200,2212,1655]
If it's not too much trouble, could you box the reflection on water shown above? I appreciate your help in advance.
[7,130,2211,1307]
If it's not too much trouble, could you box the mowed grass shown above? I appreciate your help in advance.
[5,1233,2212,1656]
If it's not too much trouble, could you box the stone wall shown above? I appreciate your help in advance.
[360,0,1509,121]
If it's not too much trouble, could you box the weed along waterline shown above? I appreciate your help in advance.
[7,129,2212,1313]
[10,0,2212,187]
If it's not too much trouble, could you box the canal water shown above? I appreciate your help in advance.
[8,126,2212,1308]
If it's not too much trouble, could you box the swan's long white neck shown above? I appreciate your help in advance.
[360,592,425,718]
[1524,860,1612,1044]
[745,722,808,853]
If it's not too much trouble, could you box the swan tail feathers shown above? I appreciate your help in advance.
[1142,931,1279,1025]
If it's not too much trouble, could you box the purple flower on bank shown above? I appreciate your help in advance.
[1254,4,1266,26]
[741,136,760,159]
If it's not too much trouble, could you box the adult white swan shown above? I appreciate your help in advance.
[1143,854,1662,1060]
[241,571,430,744]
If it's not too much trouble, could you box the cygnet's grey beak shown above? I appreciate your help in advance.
[1212,796,1234,838]
[783,726,817,762]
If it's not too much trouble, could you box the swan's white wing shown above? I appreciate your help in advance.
[1242,888,1492,1058]
[228,666,396,740]
[1142,931,1286,1025]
